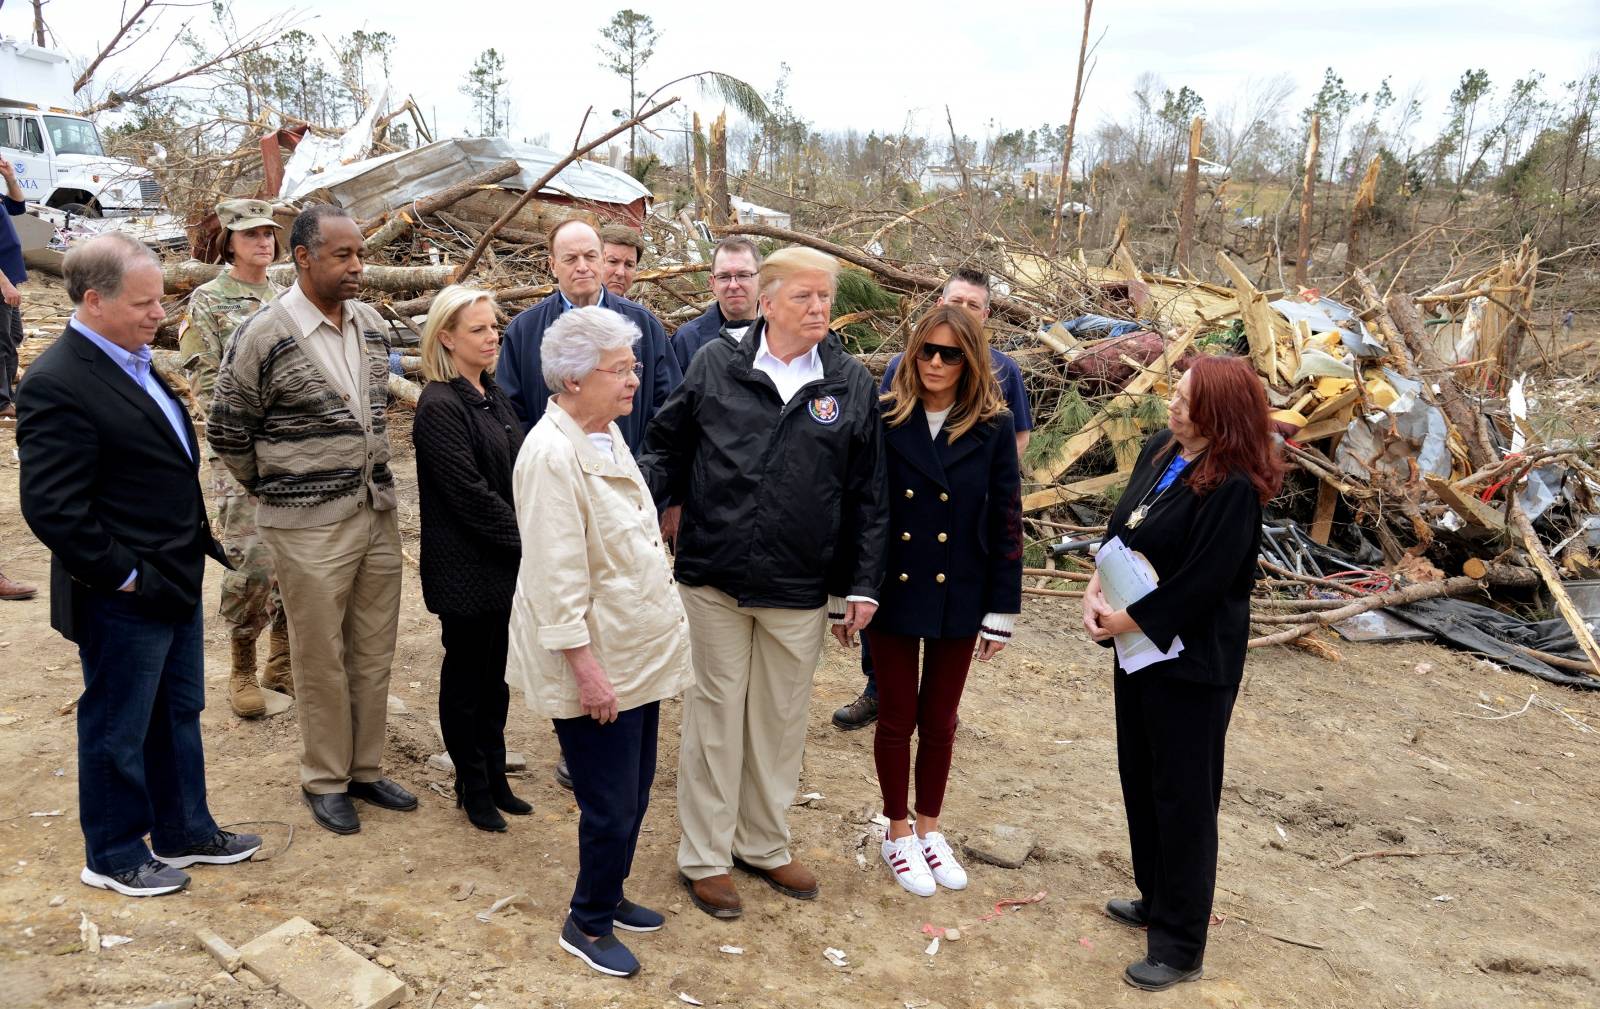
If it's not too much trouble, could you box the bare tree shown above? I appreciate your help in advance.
[1049,0,1099,254]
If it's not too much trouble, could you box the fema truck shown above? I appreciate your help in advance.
[1,36,162,216]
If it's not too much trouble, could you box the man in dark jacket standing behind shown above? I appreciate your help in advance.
[499,218,679,448]
[641,247,888,919]
[17,233,259,897]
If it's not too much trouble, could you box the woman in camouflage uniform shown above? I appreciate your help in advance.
[179,199,288,718]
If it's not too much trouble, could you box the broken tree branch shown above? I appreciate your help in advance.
[1329,848,1468,870]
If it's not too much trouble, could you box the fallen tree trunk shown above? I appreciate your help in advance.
[162,261,456,296]
[386,263,710,319]
[1383,282,1495,470]
[1247,574,1502,647]
[710,221,1036,325]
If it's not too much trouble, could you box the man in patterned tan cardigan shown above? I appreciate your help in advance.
[208,204,417,836]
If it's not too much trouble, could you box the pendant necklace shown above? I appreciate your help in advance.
[1126,450,1199,529]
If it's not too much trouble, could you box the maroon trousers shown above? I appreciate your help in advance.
[866,630,978,821]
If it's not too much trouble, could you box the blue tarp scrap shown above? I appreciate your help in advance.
[1056,314,1147,339]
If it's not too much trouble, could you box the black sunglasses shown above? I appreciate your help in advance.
[916,343,966,365]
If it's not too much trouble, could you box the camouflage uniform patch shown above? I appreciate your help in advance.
[184,271,283,639]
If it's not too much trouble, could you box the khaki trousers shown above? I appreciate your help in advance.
[676,583,826,879]
[261,506,402,794]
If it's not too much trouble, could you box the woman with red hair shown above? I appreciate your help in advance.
[1081,355,1283,992]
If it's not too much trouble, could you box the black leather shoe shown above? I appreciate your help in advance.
[1105,897,1148,928]
[554,756,574,792]
[303,790,360,835]
[831,691,878,731]
[1123,956,1202,991]
[348,778,418,811]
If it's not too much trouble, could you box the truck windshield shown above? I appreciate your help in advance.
[43,116,105,157]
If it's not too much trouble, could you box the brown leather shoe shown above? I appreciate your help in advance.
[733,856,819,900]
[0,571,38,601]
[681,872,742,919]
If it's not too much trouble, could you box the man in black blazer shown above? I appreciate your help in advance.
[17,233,260,898]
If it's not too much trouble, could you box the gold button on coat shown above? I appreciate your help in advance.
[937,532,948,543]
[936,573,946,583]
[901,532,911,541]
[899,573,909,582]
[905,489,915,499]
[939,492,949,502]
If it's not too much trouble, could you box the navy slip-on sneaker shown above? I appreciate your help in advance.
[155,829,262,868]
[612,898,665,932]
[559,915,640,977]
[80,860,190,897]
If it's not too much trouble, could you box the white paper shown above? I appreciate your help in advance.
[1095,536,1184,672]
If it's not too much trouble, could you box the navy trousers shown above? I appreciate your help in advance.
[860,634,878,699]
[552,701,659,937]
[76,594,218,875]
[1113,670,1237,971]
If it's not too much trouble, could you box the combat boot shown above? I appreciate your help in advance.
[261,622,294,696]
[229,638,266,718]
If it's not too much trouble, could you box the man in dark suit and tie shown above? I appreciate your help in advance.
[16,233,260,897]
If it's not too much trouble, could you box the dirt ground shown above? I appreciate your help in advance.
[2,293,1599,1009]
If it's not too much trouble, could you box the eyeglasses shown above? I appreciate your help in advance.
[593,362,644,380]
[916,344,966,365]
[711,271,757,285]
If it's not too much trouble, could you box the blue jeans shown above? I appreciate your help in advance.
[553,701,658,937]
[76,593,218,874]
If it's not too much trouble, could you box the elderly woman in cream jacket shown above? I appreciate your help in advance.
[506,306,692,979]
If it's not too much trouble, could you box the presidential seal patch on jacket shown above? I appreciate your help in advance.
[808,395,840,424]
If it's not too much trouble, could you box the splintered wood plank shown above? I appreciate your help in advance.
[1215,251,1280,378]
[1022,472,1126,514]
[1424,475,1506,530]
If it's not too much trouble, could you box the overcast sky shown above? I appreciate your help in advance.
[4,0,1597,154]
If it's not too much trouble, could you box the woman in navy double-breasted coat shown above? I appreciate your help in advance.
[860,305,1022,899]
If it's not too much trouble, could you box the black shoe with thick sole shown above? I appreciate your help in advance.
[303,790,360,835]
[1105,897,1148,928]
[348,777,418,811]
[1123,956,1203,991]
[831,691,878,731]
[155,829,262,868]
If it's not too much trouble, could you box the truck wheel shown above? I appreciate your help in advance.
[60,202,101,219]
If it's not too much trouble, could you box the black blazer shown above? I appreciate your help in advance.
[1102,429,1262,686]
[16,324,228,642]
[412,374,524,616]
[873,403,1023,639]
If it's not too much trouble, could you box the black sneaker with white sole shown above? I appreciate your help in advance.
[80,859,190,897]
[154,829,262,868]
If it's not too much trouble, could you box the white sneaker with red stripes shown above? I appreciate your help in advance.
[881,834,936,897]
[918,831,969,890]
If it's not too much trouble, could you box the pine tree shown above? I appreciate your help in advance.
[597,10,659,167]
[461,49,508,137]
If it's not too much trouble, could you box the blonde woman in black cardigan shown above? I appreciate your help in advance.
[412,285,528,832]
